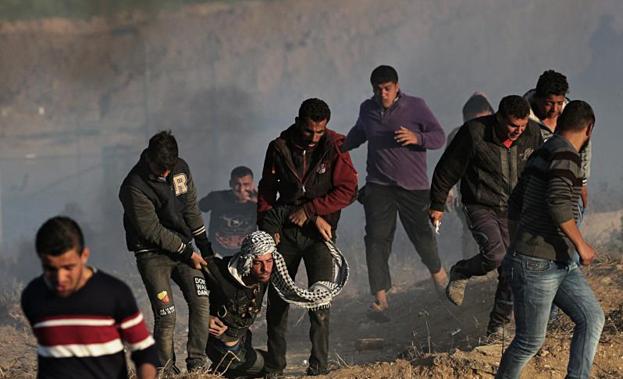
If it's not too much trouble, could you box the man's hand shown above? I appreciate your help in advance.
[577,241,598,266]
[315,216,332,241]
[580,185,588,209]
[190,252,208,270]
[288,207,308,227]
[394,126,419,146]
[136,363,157,379]
[428,209,444,226]
[208,316,228,336]
[273,233,281,245]
[247,188,258,204]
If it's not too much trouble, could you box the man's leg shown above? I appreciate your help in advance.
[459,206,479,259]
[302,240,336,375]
[209,331,265,378]
[396,188,446,289]
[136,252,179,373]
[554,265,604,379]
[171,261,211,371]
[487,213,513,335]
[363,183,398,309]
[496,254,561,379]
[265,234,303,374]
[447,206,506,306]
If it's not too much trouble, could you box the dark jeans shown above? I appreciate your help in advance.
[362,183,442,294]
[207,331,265,379]
[497,253,604,379]
[451,205,513,327]
[456,205,479,259]
[265,226,334,373]
[136,251,210,371]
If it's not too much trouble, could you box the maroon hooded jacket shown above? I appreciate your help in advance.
[257,124,358,231]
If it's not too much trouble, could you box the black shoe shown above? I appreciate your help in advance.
[158,363,181,377]
[306,366,329,376]
[187,358,209,373]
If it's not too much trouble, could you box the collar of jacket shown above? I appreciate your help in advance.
[371,90,403,112]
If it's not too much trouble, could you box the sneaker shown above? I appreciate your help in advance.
[446,266,469,306]
[158,363,181,377]
[485,324,512,344]
[187,358,209,373]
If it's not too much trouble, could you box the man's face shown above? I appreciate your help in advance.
[250,253,274,283]
[230,175,255,202]
[498,114,529,141]
[373,81,400,109]
[40,247,90,297]
[298,118,327,148]
[147,161,170,178]
[536,94,565,121]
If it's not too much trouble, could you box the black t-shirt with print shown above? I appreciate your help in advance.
[199,190,257,256]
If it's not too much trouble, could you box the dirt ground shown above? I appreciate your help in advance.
[2,256,623,379]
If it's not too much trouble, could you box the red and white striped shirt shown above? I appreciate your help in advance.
[22,270,158,379]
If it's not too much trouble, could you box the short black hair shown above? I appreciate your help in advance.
[462,93,494,121]
[370,65,398,86]
[36,216,85,256]
[498,95,530,120]
[535,70,569,98]
[557,100,595,132]
[146,130,178,172]
[298,98,331,123]
[231,166,253,179]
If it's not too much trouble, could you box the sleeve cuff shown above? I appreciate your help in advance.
[430,201,445,212]
[551,208,574,225]
[180,243,194,261]
[415,131,424,146]
[302,203,316,217]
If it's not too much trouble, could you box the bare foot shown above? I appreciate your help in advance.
[431,268,448,288]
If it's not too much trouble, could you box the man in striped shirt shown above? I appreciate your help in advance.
[496,101,604,378]
[21,216,158,379]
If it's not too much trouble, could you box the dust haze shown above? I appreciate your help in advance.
[0,0,622,286]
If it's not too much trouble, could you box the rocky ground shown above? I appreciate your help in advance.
[2,253,622,378]
[1,211,621,378]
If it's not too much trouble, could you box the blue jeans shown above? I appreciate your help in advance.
[496,253,604,379]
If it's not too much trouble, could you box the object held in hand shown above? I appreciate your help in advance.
[434,220,441,234]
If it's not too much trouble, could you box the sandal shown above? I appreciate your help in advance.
[366,302,391,323]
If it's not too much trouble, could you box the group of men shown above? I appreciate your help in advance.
[21,65,603,379]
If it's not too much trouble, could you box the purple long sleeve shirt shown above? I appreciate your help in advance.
[344,93,445,190]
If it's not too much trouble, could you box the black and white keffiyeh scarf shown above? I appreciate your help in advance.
[270,240,349,311]
[228,231,349,310]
